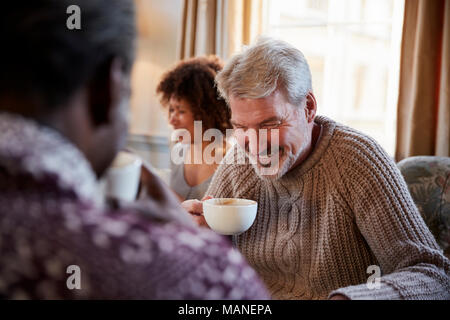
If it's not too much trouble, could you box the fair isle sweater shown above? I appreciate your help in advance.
[207,115,450,300]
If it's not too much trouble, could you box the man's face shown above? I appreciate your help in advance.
[229,90,313,180]
[112,74,131,151]
[95,70,132,177]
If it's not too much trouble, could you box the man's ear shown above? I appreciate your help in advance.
[304,92,317,123]
[87,57,125,127]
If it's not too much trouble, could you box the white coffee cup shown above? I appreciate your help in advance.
[203,198,258,235]
[100,151,142,202]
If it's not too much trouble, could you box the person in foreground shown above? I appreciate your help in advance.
[183,37,450,300]
[0,1,269,299]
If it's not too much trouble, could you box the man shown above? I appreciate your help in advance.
[0,1,269,299]
[184,37,450,299]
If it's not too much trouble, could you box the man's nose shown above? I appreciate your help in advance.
[245,134,260,157]
[244,133,272,156]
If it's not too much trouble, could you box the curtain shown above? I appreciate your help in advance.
[177,0,265,60]
[396,0,450,161]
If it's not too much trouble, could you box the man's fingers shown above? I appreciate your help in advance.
[182,197,214,226]
[181,199,204,214]
[140,163,179,202]
[192,214,209,228]
[139,164,163,198]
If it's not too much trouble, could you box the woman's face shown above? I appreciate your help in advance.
[168,96,195,143]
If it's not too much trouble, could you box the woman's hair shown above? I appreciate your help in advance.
[215,36,312,107]
[156,55,232,134]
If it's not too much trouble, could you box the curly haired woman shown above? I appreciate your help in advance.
[157,55,232,201]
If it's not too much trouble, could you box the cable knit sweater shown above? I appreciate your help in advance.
[207,115,450,300]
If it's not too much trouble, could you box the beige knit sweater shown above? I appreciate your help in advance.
[207,115,450,300]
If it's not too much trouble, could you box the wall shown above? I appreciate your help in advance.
[127,0,183,168]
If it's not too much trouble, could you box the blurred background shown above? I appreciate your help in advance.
[127,0,449,170]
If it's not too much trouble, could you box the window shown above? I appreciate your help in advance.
[264,0,404,155]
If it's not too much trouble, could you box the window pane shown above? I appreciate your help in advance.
[265,0,404,155]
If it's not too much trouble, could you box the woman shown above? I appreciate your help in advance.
[156,55,232,201]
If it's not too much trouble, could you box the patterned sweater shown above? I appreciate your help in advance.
[207,115,450,300]
[0,112,269,299]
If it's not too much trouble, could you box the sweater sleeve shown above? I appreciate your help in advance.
[206,144,261,200]
[329,130,450,300]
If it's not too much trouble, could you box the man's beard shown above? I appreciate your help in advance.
[248,143,307,181]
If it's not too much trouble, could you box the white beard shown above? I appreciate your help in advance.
[250,142,307,181]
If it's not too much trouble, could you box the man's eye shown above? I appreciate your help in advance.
[261,122,280,128]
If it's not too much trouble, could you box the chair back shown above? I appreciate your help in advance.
[397,156,450,258]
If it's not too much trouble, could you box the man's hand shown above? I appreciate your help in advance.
[136,162,193,225]
[181,196,212,228]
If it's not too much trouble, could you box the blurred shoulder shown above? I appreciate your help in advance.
[328,119,395,168]
[320,118,401,189]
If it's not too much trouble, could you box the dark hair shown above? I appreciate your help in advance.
[0,0,136,109]
[156,55,232,134]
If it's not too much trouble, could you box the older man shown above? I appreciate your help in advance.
[0,1,269,299]
[184,37,450,300]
